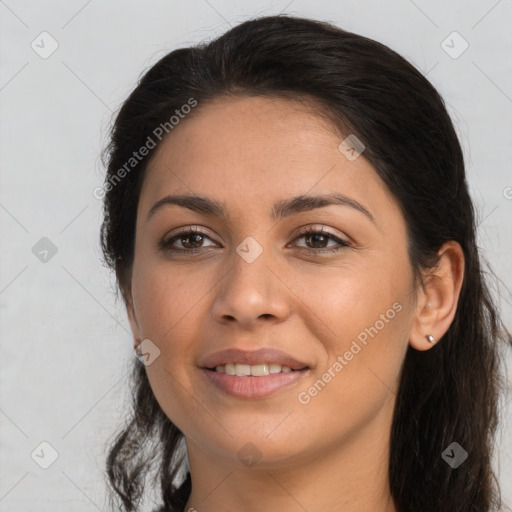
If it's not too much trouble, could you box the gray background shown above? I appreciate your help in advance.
[1,1,511,510]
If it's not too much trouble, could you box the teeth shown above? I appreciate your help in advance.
[235,364,251,376]
[269,363,282,374]
[213,363,295,375]
[251,364,269,376]
[225,363,236,375]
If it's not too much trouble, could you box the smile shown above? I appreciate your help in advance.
[199,347,311,398]
[202,366,310,399]
[210,363,298,376]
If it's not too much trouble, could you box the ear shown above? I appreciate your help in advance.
[122,283,143,350]
[409,241,465,351]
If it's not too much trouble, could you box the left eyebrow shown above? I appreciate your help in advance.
[271,193,375,223]
[146,193,375,224]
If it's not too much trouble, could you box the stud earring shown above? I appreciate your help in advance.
[426,334,435,344]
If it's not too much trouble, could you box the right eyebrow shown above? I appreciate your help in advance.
[147,194,229,222]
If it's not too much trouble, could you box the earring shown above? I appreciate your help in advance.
[426,334,435,344]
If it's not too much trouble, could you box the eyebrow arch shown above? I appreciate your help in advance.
[272,193,374,223]
[146,193,375,223]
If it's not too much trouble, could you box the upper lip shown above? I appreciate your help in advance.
[199,348,310,371]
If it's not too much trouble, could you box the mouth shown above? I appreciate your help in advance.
[201,367,310,399]
[207,362,307,375]
[199,347,309,371]
[198,347,311,399]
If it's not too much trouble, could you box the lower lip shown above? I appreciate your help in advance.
[201,368,309,399]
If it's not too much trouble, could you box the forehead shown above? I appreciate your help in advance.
[138,95,398,225]
[147,96,342,178]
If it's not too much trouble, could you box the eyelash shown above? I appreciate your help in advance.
[159,225,350,256]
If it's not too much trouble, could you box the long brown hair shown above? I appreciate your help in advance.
[99,14,512,512]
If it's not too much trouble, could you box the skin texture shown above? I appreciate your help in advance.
[124,96,465,512]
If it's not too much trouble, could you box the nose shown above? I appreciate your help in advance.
[210,241,292,330]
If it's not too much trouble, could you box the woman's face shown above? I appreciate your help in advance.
[126,95,418,469]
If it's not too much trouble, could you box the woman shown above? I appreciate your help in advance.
[99,14,511,512]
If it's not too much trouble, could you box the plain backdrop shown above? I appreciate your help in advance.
[1,1,511,510]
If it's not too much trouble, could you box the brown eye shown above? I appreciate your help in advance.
[304,232,330,249]
[159,226,217,252]
[177,232,205,249]
[293,226,350,254]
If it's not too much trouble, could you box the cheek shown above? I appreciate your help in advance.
[132,261,204,341]
[131,263,200,379]
[293,283,410,444]
[131,264,208,429]
[287,252,409,349]
[293,252,412,405]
